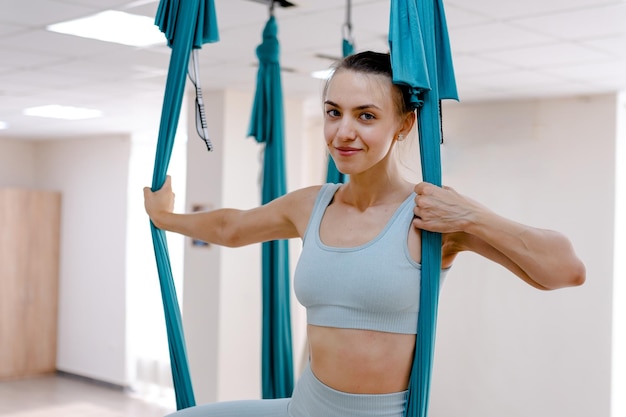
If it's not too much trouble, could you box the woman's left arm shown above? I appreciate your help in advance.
[413,182,586,290]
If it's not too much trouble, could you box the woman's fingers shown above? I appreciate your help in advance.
[413,182,471,233]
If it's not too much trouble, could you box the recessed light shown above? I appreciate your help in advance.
[311,69,334,80]
[23,105,103,120]
[47,10,165,47]
[0,121,8,130]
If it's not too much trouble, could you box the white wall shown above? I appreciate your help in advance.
[0,135,130,384]
[427,94,617,417]
[183,89,311,404]
[0,135,132,385]
[182,90,226,405]
[0,139,36,188]
[34,135,132,386]
[612,92,626,417]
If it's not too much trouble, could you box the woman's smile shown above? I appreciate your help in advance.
[335,146,362,156]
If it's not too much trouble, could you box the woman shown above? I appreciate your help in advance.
[144,51,585,417]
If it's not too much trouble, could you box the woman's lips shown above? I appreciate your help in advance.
[335,147,361,156]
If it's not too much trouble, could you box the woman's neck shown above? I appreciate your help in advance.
[338,169,412,211]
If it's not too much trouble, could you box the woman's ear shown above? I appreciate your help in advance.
[400,110,416,136]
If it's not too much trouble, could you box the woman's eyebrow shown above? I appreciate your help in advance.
[324,100,381,111]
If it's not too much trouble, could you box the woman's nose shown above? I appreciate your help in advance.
[336,118,356,140]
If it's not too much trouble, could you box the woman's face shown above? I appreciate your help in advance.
[323,69,406,176]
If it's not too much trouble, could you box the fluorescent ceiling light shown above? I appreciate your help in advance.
[24,105,103,120]
[311,69,334,80]
[47,10,165,47]
[0,121,7,130]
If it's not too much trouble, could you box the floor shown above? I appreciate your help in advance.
[0,373,175,417]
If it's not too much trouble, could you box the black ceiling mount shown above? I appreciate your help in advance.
[245,0,297,8]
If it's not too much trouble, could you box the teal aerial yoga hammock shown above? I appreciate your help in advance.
[151,0,219,410]
[248,11,294,400]
[150,0,456,414]
[388,0,457,416]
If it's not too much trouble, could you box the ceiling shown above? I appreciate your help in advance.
[1,0,625,139]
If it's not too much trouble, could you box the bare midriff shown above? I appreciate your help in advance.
[307,324,416,394]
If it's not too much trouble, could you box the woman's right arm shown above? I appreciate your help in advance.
[144,176,318,247]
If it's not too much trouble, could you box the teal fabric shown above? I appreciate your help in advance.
[342,38,354,57]
[156,0,219,49]
[389,0,457,108]
[388,1,458,417]
[325,157,345,184]
[152,0,218,410]
[248,15,294,400]
[324,38,353,184]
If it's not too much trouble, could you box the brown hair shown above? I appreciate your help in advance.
[323,51,412,117]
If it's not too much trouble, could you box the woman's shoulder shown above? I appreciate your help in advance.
[278,185,328,237]
[284,184,326,202]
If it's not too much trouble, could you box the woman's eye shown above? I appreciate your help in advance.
[360,113,375,121]
[326,109,340,117]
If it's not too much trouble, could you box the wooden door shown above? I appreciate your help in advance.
[0,188,61,379]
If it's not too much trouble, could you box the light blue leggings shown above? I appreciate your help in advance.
[166,364,407,417]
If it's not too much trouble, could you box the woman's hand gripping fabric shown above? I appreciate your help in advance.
[144,175,175,229]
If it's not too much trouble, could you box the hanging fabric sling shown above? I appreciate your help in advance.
[150,0,456,414]
[388,0,458,416]
[150,0,219,410]
[247,6,294,400]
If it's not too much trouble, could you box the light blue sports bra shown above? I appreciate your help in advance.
[294,183,448,335]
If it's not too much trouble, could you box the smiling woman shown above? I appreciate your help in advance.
[144,51,585,417]
[322,53,415,179]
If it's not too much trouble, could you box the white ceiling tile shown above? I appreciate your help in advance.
[444,4,492,28]
[0,0,95,26]
[81,48,170,75]
[447,0,614,20]
[197,62,258,91]
[541,58,626,83]
[201,26,266,65]
[278,11,345,54]
[480,42,612,69]
[42,59,156,85]
[592,76,626,90]
[455,87,514,103]
[457,74,605,102]
[0,22,28,37]
[0,29,134,59]
[2,68,90,92]
[280,50,336,72]
[451,55,513,77]
[0,47,64,70]
[57,0,138,10]
[583,35,626,57]
[513,3,626,40]
[122,1,160,18]
[450,22,554,54]
[0,94,42,114]
[465,69,564,89]
[350,2,390,39]
[508,81,601,97]
[213,0,272,31]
